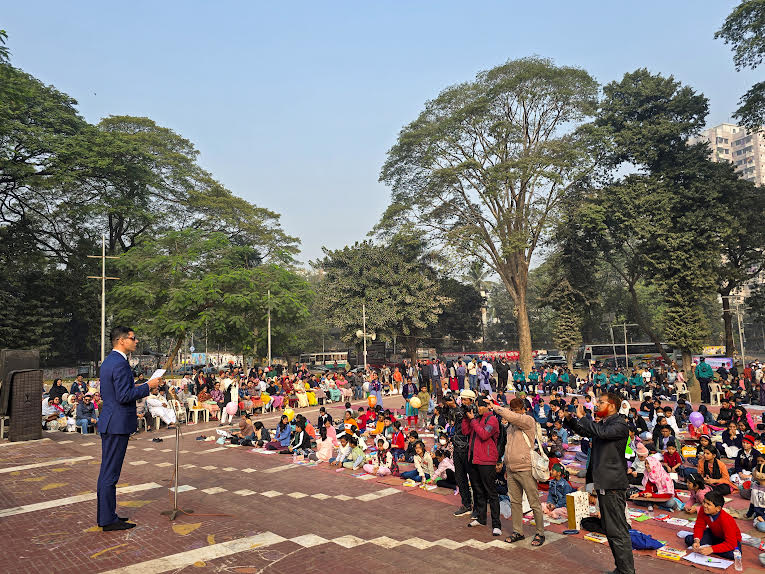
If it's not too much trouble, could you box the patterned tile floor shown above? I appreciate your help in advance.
[0,396,758,573]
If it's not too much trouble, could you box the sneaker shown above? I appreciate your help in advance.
[467,519,483,527]
[453,506,472,517]
[492,528,502,536]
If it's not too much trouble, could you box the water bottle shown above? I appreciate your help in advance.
[734,548,743,571]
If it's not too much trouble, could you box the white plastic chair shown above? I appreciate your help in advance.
[709,382,724,406]
[674,381,690,402]
[187,396,208,424]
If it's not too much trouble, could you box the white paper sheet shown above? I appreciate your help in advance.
[148,368,166,380]
[683,552,733,569]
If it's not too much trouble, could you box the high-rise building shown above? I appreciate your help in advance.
[690,122,764,186]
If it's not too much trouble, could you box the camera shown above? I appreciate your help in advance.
[462,403,479,416]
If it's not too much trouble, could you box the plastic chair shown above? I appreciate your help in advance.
[709,382,724,406]
[187,396,209,424]
[639,389,652,402]
[169,399,187,423]
[674,381,690,402]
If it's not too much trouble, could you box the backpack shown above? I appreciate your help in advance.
[521,422,550,482]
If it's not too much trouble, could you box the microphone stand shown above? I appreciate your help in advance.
[161,387,193,520]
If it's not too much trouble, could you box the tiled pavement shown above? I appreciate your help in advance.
[0,397,754,573]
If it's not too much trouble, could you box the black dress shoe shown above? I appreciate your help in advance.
[102,521,136,531]
[118,516,129,521]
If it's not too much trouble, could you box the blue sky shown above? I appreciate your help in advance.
[3,1,758,263]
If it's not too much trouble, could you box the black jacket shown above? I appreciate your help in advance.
[446,405,470,453]
[565,413,629,490]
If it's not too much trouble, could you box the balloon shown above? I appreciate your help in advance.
[225,401,237,415]
[368,395,377,408]
[284,408,295,422]
[409,396,422,409]
[689,411,703,427]
[362,381,370,393]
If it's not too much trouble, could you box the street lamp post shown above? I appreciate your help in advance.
[355,302,376,371]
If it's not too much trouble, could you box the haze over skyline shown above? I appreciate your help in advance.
[3,1,758,263]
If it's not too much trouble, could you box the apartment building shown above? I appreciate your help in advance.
[690,122,764,186]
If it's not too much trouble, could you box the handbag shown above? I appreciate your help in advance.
[521,423,550,482]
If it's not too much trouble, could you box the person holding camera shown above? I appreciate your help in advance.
[564,393,634,574]
[445,390,476,518]
[461,397,501,536]
[489,397,546,546]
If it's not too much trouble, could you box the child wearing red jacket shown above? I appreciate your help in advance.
[389,421,407,461]
[683,490,742,559]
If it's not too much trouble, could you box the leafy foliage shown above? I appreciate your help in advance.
[316,240,448,359]
[379,56,600,369]
[716,0,765,131]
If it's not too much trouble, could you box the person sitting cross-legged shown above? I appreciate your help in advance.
[684,490,742,559]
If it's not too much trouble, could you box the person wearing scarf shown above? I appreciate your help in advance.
[698,446,735,496]
[631,453,677,509]
[362,437,398,476]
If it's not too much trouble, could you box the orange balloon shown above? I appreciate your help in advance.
[368,395,377,408]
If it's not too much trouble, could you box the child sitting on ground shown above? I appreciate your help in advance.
[628,443,649,484]
[401,440,434,482]
[403,430,419,463]
[389,421,407,461]
[684,490,742,559]
[342,435,365,470]
[683,473,712,514]
[308,425,336,463]
[630,453,678,510]
[745,461,765,532]
[363,438,398,476]
[543,463,573,519]
[662,441,684,476]
[432,448,456,489]
[329,433,351,467]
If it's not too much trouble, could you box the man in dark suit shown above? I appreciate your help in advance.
[97,326,161,531]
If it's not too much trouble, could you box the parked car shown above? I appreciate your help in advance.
[534,354,567,367]
[599,357,634,370]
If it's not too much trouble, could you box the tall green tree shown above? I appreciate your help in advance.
[716,0,765,131]
[379,56,600,371]
[317,240,448,363]
[595,69,732,401]
[111,229,310,368]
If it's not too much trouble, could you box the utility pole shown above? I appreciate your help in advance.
[721,295,747,365]
[267,289,272,367]
[363,302,368,371]
[87,234,119,364]
[611,322,638,368]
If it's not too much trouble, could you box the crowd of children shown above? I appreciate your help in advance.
[215,369,765,565]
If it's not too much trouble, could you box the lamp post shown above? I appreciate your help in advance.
[355,302,376,371]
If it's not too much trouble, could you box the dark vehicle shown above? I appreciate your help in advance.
[173,364,206,375]
[599,357,634,370]
[534,354,567,367]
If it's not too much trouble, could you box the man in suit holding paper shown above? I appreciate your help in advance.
[97,326,161,530]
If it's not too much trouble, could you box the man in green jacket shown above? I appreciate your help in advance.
[694,357,714,404]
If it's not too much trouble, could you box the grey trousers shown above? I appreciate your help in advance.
[598,489,635,574]
[506,470,544,536]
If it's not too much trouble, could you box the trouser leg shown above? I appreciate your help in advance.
[453,450,473,509]
[598,489,635,574]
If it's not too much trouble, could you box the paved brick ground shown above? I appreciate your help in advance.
[0,395,761,573]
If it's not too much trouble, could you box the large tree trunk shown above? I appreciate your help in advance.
[516,293,533,373]
[720,287,735,357]
[163,337,185,371]
[683,349,701,403]
[628,283,671,364]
